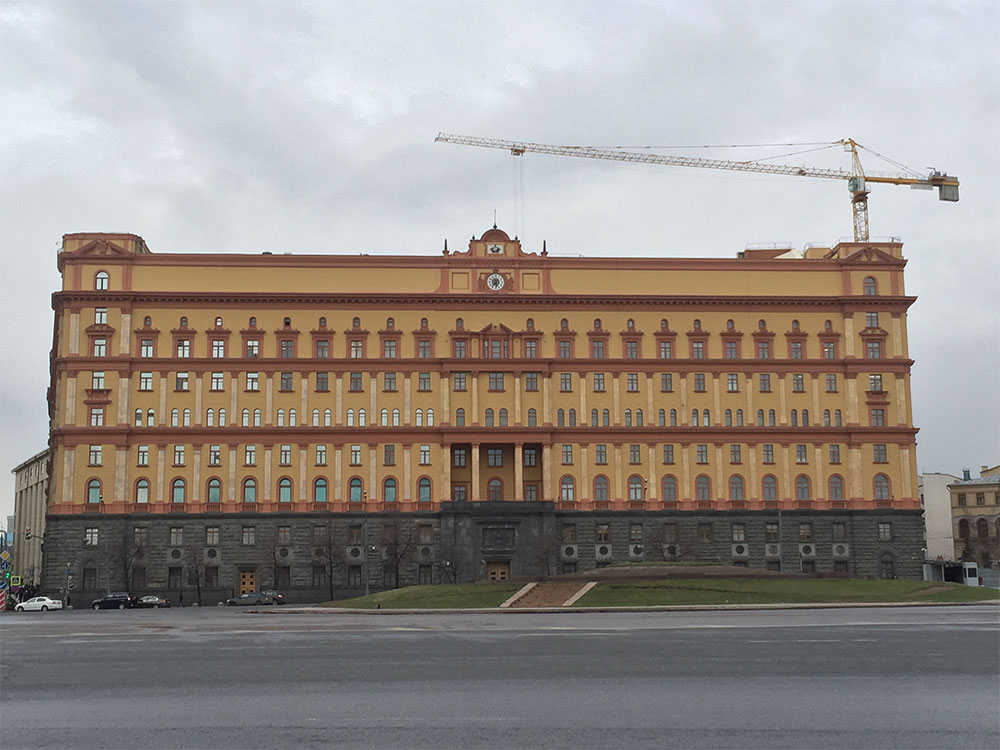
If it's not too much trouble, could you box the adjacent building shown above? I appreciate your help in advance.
[42,228,924,602]
[950,466,1000,567]
[919,471,960,561]
[11,449,49,584]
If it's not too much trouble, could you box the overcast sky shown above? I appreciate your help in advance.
[1,0,997,523]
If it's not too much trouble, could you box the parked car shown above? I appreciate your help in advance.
[225,592,272,606]
[259,589,286,605]
[15,596,64,612]
[91,592,138,610]
[134,595,171,609]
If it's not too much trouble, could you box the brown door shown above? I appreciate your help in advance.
[486,562,510,581]
[239,570,256,594]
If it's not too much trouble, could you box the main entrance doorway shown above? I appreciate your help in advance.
[486,561,510,581]
[239,569,256,594]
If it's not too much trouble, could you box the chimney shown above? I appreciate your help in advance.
[962,468,971,481]
[981,465,989,475]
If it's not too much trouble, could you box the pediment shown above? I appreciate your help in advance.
[838,245,900,263]
[73,238,132,258]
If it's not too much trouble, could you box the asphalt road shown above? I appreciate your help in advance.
[1,605,998,749]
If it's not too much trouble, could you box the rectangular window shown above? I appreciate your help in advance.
[169,526,183,546]
[798,523,813,542]
[626,373,639,392]
[381,444,393,466]
[592,373,605,392]
[829,444,841,464]
[628,444,641,464]
[866,341,882,359]
[765,522,779,542]
[277,525,291,545]
[175,372,189,391]
[206,526,220,546]
[523,448,537,467]
[316,339,329,358]
[89,444,103,465]
[757,341,770,359]
[90,407,104,427]
[487,448,503,467]
[279,444,291,465]
[727,373,739,392]
[208,444,221,466]
[759,373,771,392]
[279,340,294,358]
[244,445,256,465]
[762,444,774,464]
[596,524,610,542]
[84,527,99,546]
[790,341,803,360]
[823,341,836,359]
[658,340,672,359]
[167,567,182,589]
[662,444,674,464]
[317,444,328,465]
[629,524,643,544]
[418,372,431,391]
[453,448,467,468]
[661,373,673,392]
[561,445,573,465]
[591,340,606,359]
[94,307,107,325]
[242,526,256,546]
[693,373,706,392]
[559,373,573,392]
[524,372,538,391]
[246,339,260,358]
[865,311,879,328]
[383,372,396,391]
[212,339,226,358]
[825,374,837,392]
[419,444,431,465]
[976,493,986,506]
[452,484,468,501]
[595,444,607,465]
[452,372,466,391]
[698,524,713,542]
[792,373,805,392]
[349,340,364,358]
[730,444,741,464]
[663,523,678,544]
[312,525,327,545]
[453,339,467,358]
[176,339,190,358]
[732,524,746,542]
[383,339,397,358]
[140,339,154,358]
[209,371,224,391]
[833,523,847,542]
[957,493,966,507]
[795,444,807,464]
[173,445,185,466]
[279,372,293,391]
[558,340,571,359]
[873,444,888,463]
[869,373,883,392]
[350,445,361,464]
[347,566,362,587]
[724,341,738,359]
[488,372,504,391]
[691,341,705,359]
[696,444,708,464]
[137,445,149,466]
[246,372,259,391]
[625,340,638,359]
[349,372,363,391]
[92,371,106,389]
[870,408,885,426]
[524,340,537,358]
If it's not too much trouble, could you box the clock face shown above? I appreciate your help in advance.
[487,243,504,254]
[486,273,505,290]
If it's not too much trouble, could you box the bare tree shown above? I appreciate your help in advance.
[313,525,337,601]
[382,523,415,589]
[187,549,204,606]
[112,520,143,592]
[533,530,563,578]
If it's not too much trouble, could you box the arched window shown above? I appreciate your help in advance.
[219,408,227,427]
[528,408,537,427]
[146,409,154,426]
[758,319,767,330]
[703,409,710,426]
[253,408,261,427]
[557,408,565,427]
[420,317,428,329]
[593,318,602,330]
[487,478,502,502]
[762,475,777,501]
[358,409,366,427]
[324,409,332,427]
[134,478,149,504]
[285,408,294,427]
[757,409,765,426]
[624,409,632,427]
[171,478,186,503]
[823,409,831,427]
[693,319,701,330]
[456,317,464,329]
[314,409,321,426]
[278,477,292,503]
[427,409,434,426]
[207,478,222,503]
[180,316,188,327]
[499,408,508,427]
[418,477,432,502]
[829,475,844,500]
[349,477,363,503]
[695,475,711,501]
[384,478,397,503]
[485,408,495,427]
[768,409,776,426]
[729,475,745,501]
[560,318,569,330]
[835,409,842,426]
[736,409,744,426]
[796,475,811,501]
[635,409,642,427]
[569,408,578,426]
[725,409,733,426]
[958,519,970,539]
[691,410,699,427]
[95,271,109,290]
[415,408,423,426]
[135,409,143,427]
[669,409,677,427]
[560,476,575,502]
[863,276,878,296]
[790,409,798,426]
[628,475,644,501]
[249,316,257,328]
[594,476,609,502]
[183,408,191,426]
[353,317,361,328]
[658,409,666,427]
[242,478,257,503]
[976,519,989,539]
[791,319,800,331]
[603,409,610,427]
[593,409,600,427]
[314,478,328,503]
[660,318,669,330]
[381,409,389,427]
[277,409,285,427]
[526,318,533,330]
[662,475,677,501]
[455,408,465,426]
[391,408,399,426]
[874,474,890,501]
[171,408,179,427]
[319,316,327,328]
[802,409,809,427]
[346,409,355,427]
[207,409,215,427]
[386,316,394,329]
[143,315,152,327]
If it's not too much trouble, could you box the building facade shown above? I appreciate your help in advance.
[949,466,1000,567]
[919,471,960,561]
[42,228,924,602]
[11,449,49,584]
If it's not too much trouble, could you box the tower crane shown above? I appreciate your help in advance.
[435,133,959,242]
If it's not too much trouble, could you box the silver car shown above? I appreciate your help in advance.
[15,596,64,612]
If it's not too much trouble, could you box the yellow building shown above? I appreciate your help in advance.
[950,466,1000,567]
[41,227,924,600]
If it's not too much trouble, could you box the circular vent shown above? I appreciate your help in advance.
[279,547,289,558]
[170,549,181,559]
[314,547,324,557]
[207,548,218,559]
[563,546,575,556]
[835,544,847,555]
[598,545,610,556]
[420,546,432,557]
[801,545,813,556]
[734,544,746,555]
[349,547,361,558]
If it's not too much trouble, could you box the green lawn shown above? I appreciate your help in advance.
[323,583,522,609]
[572,578,1000,607]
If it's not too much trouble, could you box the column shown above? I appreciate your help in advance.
[646,446,657,500]
[194,375,203,424]
[613,445,623,501]
[263,448,272,501]
[514,443,524,501]
[542,444,553,501]
[334,446,343,501]
[441,443,451,501]
[471,444,481,501]
[403,445,412,501]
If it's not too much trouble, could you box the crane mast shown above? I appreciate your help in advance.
[435,133,959,242]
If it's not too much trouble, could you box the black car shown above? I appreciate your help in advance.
[225,592,272,606]
[259,590,286,605]
[91,592,138,610]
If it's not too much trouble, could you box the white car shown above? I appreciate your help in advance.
[15,596,64,612]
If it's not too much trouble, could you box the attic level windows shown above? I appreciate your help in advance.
[863,276,878,296]
[143,316,152,327]
[214,317,223,327]
[95,271,110,290]
[180,316,188,328]
[94,307,107,325]
[352,317,361,328]
[249,316,257,328]
[318,317,327,329]
[283,317,292,328]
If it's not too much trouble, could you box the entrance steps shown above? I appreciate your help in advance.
[503,580,596,608]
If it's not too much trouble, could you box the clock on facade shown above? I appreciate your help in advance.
[486,273,505,290]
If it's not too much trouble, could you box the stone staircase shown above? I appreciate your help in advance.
[505,581,593,608]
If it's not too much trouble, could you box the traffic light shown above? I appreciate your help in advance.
[4,571,9,581]
[24,527,30,540]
